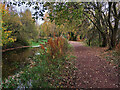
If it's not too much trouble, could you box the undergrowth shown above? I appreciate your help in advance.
[2,37,76,88]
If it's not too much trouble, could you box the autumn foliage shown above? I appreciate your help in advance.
[1,3,16,46]
[45,37,69,59]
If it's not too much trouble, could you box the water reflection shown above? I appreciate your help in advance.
[2,47,39,79]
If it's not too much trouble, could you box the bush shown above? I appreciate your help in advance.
[45,36,69,59]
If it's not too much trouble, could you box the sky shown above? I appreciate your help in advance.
[2,0,47,25]
[14,3,47,25]
[14,4,47,25]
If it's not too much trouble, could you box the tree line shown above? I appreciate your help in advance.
[1,3,39,49]
[44,2,120,49]
[1,1,120,50]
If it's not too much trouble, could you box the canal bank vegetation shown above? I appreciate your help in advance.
[2,37,76,88]
[1,3,40,49]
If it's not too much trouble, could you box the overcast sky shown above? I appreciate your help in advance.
[14,3,47,25]
[2,0,47,25]
[16,5,47,25]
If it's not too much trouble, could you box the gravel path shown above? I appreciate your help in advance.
[69,41,119,88]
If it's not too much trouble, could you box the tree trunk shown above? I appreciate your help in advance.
[101,33,107,47]
[110,30,117,49]
[107,2,119,50]
[88,39,91,46]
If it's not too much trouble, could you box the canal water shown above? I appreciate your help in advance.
[2,47,39,80]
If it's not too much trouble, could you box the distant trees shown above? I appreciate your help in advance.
[18,9,39,45]
[40,13,56,37]
[2,3,39,48]
[2,1,120,49]
[43,2,85,40]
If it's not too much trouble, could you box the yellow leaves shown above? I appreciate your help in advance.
[7,31,12,33]
[2,25,16,45]
[8,37,16,42]
[6,34,9,36]
[0,3,9,17]
[2,4,5,9]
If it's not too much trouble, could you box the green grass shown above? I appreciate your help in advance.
[2,43,76,88]
[30,39,48,46]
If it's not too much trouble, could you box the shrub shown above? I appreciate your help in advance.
[44,36,69,59]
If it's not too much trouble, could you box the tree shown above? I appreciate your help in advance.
[40,12,56,37]
[20,9,39,44]
[83,2,120,48]
[1,3,16,46]
[44,2,85,40]
[107,2,120,49]
[2,4,39,48]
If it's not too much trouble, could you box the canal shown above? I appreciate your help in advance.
[2,47,39,80]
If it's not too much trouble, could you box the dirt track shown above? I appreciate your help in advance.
[69,41,118,88]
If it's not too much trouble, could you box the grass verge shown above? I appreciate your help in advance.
[2,38,76,88]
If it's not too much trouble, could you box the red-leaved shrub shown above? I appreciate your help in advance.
[46,36,69,59]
